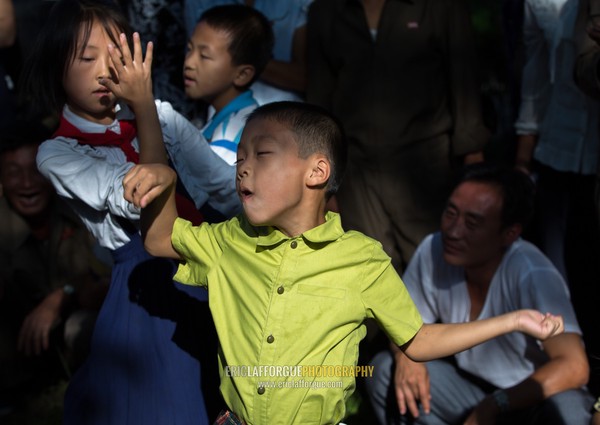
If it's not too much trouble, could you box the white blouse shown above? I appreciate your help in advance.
[37,101,240,250]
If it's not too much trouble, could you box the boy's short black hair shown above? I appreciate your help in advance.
[21,0,131,114]
[199,5,274,86]
[246,101,347,199]
[456,162,535,229]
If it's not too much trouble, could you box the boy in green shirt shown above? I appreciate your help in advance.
[123,101,564,425]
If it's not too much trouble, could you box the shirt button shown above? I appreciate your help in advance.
[267,335,275,344]
[257,385,265,395]
[290,240,298,249]
[277,286,284,294]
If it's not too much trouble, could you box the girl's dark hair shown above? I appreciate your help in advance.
[21,0,131,115]
[199,5,274,87]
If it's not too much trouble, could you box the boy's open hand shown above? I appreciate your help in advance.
[101,32,154,109]
[515,310,564,340]
[123,163,176,209]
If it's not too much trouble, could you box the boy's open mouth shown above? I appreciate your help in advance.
[239,187,253,200]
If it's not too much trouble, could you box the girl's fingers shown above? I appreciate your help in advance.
[144,41,154,69]
[120,32,133,66]
[107,43,124,75]
[132,32,143,65]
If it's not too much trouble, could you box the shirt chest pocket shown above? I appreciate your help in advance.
[285,284,348,326]
[297,284,346,300]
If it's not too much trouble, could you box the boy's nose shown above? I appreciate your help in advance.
[236,168,248,180]
[236,163,250,180]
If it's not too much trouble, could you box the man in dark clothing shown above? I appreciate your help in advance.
[307,0,489,272]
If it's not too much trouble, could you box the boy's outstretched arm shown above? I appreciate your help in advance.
[401,309,563,362]
[123,164,181,259]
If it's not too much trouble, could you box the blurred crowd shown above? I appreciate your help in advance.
[1,0,600,424]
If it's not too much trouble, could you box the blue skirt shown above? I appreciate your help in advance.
[64,234,211,424]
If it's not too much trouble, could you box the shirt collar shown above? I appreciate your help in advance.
[203,90,256,140]
[254,211,345,247]
[62,101,134,134]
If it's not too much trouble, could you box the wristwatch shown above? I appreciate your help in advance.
[492,389,509,413]
[63,284,76,295]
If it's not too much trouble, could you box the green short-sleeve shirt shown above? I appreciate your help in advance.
[172,212,422,425]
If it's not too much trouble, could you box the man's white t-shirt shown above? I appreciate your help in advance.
[404,233,582,388]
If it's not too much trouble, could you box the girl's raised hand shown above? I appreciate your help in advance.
[101,32,154,110]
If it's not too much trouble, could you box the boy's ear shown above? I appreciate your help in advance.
[233,65,256,88]
[306,155,331,189]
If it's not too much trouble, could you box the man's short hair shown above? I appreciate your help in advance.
[246,101,347,199]
[0,120,50,158]
[456,163,535,229]
[199,5,274,86]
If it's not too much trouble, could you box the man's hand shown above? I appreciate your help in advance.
[123,163,176,209]
[17,289,63,356]
[514,310,564,340]
[102,32,154,110]
[393,350,431,418]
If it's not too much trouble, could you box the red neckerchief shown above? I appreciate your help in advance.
[53,114,204,225]
[53,115,139,163]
